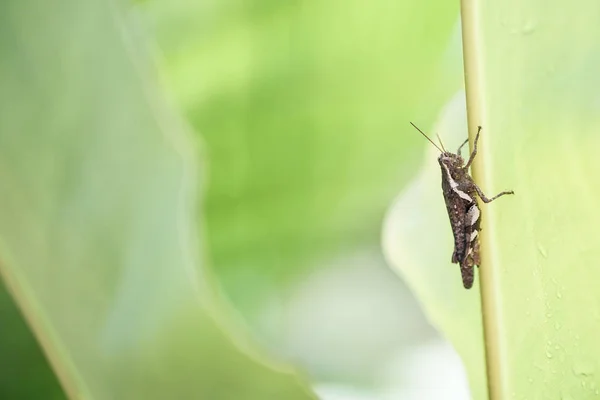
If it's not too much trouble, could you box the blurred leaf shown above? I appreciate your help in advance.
[144,0,462,325]
[0,0,315,398]
[0,283,66,400]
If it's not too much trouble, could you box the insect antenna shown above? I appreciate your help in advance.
[410,122,444,153]
[436,133,448,153]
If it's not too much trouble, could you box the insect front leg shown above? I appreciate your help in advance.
[473,183,515,203]
[464,126,482,169]
[457,138,469,158]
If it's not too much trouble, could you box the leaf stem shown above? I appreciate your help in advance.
[460,1,505,399]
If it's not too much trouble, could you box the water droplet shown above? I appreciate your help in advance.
[546,312,553,318]
[537,243,548,257]
[522,19,537,35]
[555,322,562,330]
[556,291,562,299]
[573,362,595,376]
[528,377,534,383]
[534,363,545,371]
[546,350,553,358]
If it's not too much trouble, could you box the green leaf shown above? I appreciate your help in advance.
[386,0,600,398]
[0,1,315,398]
[463,0,600,398]
[0,284,65,399]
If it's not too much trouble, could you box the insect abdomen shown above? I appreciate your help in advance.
[459,203,481,289]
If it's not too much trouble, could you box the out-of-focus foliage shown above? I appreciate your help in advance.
[144,0,460,322]
[0,0,316,398]
[0,284,66,399]
[0,0,463,398]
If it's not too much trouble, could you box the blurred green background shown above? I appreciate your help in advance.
[144,0,461,345]
[0,0,467,398]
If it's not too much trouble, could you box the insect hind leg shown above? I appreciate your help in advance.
[451,249,459,264]
[473,184,515,203]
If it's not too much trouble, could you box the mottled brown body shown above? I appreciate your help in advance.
[439,152,482,289]
[410,123,514,289]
